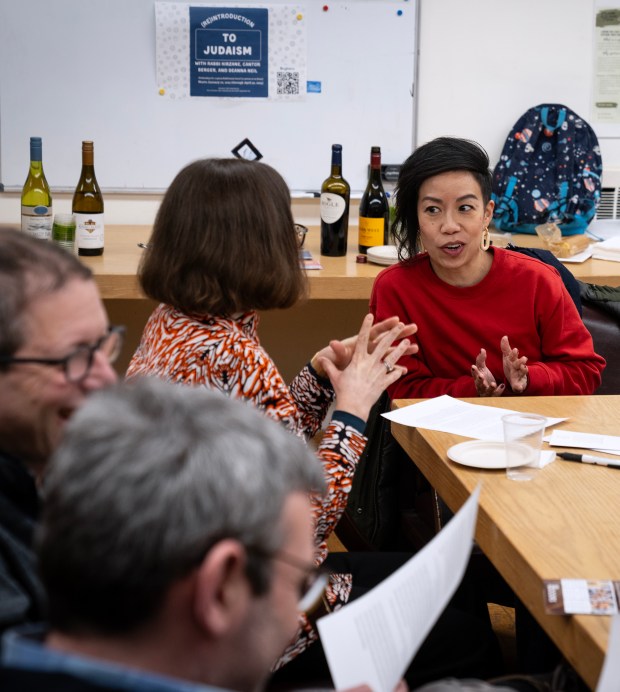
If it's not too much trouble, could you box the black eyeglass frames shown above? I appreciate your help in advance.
[0,325,125,383]
[246,545,329,615]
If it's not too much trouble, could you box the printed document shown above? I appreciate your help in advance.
[317,486,481,692]
[382,395,565,441]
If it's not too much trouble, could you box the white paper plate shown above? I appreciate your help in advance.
[447,440,532,469]
[366,245,399,265]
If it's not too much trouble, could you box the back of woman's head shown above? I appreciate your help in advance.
[140,158,306,315]
[393,137,492,256]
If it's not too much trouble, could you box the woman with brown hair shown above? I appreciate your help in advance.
[127,158,499,687]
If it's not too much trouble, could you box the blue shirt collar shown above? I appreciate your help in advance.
[2,624,231,692]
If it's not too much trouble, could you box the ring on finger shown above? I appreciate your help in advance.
[383,359,395,374]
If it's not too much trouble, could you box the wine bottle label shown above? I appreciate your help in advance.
[359,217,386,247]
[320,193,347,223]
[75,213,104,249]
[21,205,53,240]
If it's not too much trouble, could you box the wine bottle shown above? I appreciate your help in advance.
[73,140,104,256]
[358,146,389,253]
[21,137,53,240]
[320,144,350,257]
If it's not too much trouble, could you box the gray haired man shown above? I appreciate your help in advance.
[0,377,327,692]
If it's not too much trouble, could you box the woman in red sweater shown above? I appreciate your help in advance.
[371,137,605,399]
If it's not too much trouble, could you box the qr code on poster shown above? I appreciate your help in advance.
[277,71,299,95]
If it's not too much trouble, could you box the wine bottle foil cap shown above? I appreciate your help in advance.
[356,254,368,263]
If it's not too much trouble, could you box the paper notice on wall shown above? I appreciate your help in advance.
[593,8,620,125]
[155,3,307,100]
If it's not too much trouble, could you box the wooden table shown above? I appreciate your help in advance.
[74,226,620,300]
[390,395,620,690]
[78,225,383,300]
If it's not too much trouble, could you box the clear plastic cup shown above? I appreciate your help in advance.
[502,413,546,481]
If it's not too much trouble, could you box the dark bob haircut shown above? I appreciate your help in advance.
[392,137,493,258]
[139,158,307,315]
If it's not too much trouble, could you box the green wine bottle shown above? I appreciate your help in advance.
[73,140,104,256]
[358,146,389,253]
[21,137,53,240]
[320,144,350,257]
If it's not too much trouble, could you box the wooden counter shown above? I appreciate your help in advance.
[79,225,620,300]
[80,225,383,300]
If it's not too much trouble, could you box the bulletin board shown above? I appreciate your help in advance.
[0,0,418,194]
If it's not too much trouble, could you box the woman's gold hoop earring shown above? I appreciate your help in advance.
[417,232,426,253]
[480,227,491,251]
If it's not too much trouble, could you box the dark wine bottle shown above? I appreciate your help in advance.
[21,137,53,240]
[358,146,389,253]
[320,144,350,257]
[73,140,104,256]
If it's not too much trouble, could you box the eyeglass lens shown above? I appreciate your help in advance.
[66,328,124,382]
[298,571,329,613]
[295,224,308,248]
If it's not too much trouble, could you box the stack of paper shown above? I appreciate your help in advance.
[547,430,620,456]
[591,236,620,262]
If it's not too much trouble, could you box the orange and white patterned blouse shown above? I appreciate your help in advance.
[126,303,368,667]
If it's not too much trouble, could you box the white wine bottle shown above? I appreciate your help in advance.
[21,137,53,240]
[73,140,104,256]
[358,146,389,253]
[320,144,350,257]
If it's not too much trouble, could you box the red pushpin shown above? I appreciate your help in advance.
[322,5,329,11]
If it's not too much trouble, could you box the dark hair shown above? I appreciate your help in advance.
[38,377,324,635]
[139,158,307,315]
[0,228,92,358]
[393,137,493,258]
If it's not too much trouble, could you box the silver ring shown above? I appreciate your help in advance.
[383,359,395,374]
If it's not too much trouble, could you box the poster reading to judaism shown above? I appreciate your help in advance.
[190,7,268,97]
[155,3,307,100]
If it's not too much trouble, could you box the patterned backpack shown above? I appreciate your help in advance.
[492,104,603,235]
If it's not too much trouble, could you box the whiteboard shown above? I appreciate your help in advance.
[0,0,418,194]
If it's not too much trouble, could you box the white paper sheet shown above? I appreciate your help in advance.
[547,430,620,456]
[592,236,620,262]
[317,487,481,692]
[596,613,620,692]
[383,395,566,442]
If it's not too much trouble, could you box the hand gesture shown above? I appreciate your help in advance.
[471,348,505,397]
[311,316,417,378]
[501,335,529,393]
[317,314,412,421]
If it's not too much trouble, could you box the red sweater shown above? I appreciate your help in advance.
[370,247,605,399]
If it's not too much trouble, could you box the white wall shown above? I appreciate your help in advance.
[1,0,617,226]
[416,0,620,172]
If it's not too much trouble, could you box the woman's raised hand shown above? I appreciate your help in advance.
[316,314,414,422]
[471,337,529,395]
[501,335,529,393]
[471,348,505,397]
[311,315,417,378]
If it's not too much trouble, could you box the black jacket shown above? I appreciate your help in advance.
[0,452,46,634]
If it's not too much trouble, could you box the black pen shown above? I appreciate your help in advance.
[557,452,620,469]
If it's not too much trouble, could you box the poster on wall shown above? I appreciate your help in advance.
[156,2,306,100]
[593,6,620,132]
[189,8,268,97]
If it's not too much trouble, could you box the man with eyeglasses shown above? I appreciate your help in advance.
[0,378,387,691]
[0,229,120,637]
